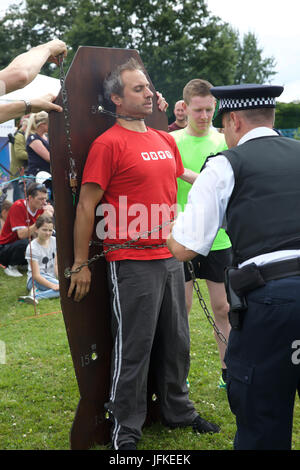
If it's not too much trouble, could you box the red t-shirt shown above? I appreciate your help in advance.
[82,124,184,261]
[0,199,43,245]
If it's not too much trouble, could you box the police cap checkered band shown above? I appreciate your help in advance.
[210,84,284,127]
[219,96,276,112]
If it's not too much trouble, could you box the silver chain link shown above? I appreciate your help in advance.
[58,55,78,203]
[64,217,174,278]
[187,261,228,345]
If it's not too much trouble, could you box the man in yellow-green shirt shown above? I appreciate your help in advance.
[171,79,231,388]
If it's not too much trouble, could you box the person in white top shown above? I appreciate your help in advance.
[19,215,59,305]
[168,84,300,450]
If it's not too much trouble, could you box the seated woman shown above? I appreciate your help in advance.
[25,111,50,177]
[18,215,59,305]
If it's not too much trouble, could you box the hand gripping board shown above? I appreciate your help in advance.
[48,46,168,450]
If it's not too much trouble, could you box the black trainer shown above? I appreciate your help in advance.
[118,442,137,450]
[192,415,220,434]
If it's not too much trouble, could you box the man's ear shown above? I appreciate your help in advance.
[110,93,122,107]
[231,111,241,131]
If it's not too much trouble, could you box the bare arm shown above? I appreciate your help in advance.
[0,93,63,124]
[17,223,38,240]
[28,139,50,162]
[179,168,199,184]
[17,204,54,239]
[0,39,67,95]
[54,255,58,279]
[68,183,104,302]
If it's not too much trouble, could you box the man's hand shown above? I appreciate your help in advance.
[42,202,54,217]
[45,39,67,65]
[156,91,169,112]
[67,265,91,302]
[31,93,63,113]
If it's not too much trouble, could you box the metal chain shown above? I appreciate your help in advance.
[64,217,174,278]
[187,261,228,345]
[58,55,78,204]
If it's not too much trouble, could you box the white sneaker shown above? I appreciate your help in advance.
[18,295,38,306]
[4,265,23,277]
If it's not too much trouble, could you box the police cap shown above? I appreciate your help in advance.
[211,84,284,127]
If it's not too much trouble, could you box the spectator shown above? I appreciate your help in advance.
[0,200,12,234]
[19,215,59,305]
[0,39,67,123]
[25,112,50,176]
[0,182,53,277]
[168,99,187,132]
[10,115,29,201]
[170,79,232,389]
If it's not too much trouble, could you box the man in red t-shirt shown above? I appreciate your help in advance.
[0,182,54,276]
[68,58,220,450]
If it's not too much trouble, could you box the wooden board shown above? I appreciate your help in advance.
[48,46,168,450]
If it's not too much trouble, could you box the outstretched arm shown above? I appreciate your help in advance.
[0,39,67,95]
[0,93,64,124]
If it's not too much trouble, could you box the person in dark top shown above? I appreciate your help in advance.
[168,99,187,132]
[25,111,50,176]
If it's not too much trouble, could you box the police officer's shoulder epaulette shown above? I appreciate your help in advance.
[200,152,223,173]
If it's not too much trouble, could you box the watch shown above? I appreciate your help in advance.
[23,100,32,115]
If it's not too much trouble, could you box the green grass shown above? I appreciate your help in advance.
[0,267,299,450]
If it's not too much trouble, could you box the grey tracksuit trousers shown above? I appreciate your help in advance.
[106,257,197,449]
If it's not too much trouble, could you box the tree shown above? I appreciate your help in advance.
[64,0,241,110]
[0,0,276,111]
[275,101,300,129]
[235,32,276,84]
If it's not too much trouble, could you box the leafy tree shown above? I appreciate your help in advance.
[235,32,276,84]
[275,101,300,129]
[0,0,276,111]
[64,0,241,110]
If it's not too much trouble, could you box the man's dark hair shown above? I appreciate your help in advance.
[27,182,47,198]
[103,58,145,101]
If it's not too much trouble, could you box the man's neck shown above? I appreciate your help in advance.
[116,118,147,132]
[26,200,37,215]
[175,120,186,128]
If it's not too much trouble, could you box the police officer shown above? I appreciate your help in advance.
[167,84,300,450]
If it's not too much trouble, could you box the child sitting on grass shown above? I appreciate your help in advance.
[18,215,59,305]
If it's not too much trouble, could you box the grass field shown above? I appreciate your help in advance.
[0,266,299,451]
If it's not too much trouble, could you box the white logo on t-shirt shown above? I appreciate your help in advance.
[141,150,173,161]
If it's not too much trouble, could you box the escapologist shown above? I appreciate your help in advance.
[68,58,220,450]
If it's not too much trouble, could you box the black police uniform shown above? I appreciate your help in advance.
[210,84,300,450]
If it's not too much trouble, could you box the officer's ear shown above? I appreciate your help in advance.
[231,111,242,132]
